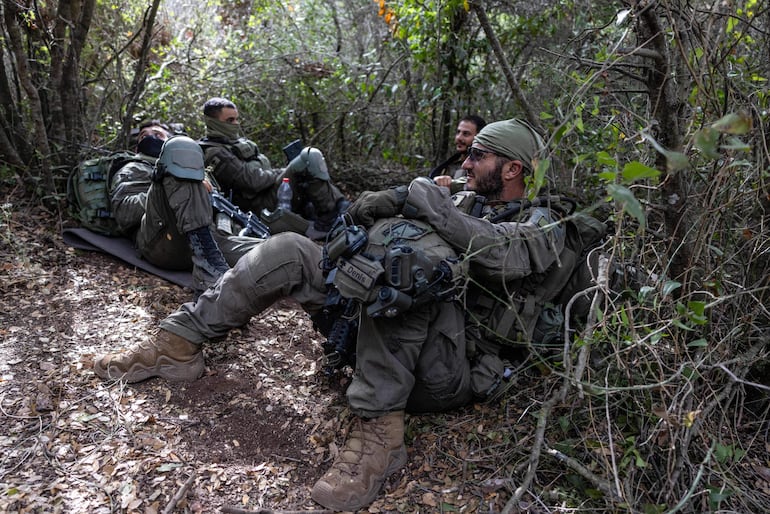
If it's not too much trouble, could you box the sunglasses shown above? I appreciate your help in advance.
[466,146,504,162]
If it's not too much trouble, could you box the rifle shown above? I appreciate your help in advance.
[429,151,464,178]
[210,190,271,239]
[319,282,359,375]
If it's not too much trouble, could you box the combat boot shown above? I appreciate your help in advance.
[93,329,204,383]
[311,411,407,511]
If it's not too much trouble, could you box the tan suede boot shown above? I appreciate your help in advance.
[311,411,407,511]
[93,329,204,383]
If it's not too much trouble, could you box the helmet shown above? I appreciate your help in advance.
[155,136,206,181]
[287,147,330,180]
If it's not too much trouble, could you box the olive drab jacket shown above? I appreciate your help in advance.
[109,154,156,236]
[199,137,279,214]
[401,177,570,353]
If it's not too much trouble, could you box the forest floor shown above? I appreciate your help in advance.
[2,192,769,514]
[0,196,542,514]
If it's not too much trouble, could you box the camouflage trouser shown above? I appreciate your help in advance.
[136,175,207,271]
[160,228,473,417]
[159,232,327,343]
[347,300,473,417]
[136,175,262,291]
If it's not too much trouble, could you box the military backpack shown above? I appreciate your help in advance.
[67,151,142,236]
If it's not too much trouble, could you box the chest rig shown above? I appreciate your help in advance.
[456,191,577,349]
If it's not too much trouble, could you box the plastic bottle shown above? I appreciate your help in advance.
[277,177,292,212]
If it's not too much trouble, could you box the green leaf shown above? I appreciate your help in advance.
[598,171,617,182]
[607,184,646,229]
[687,338,708,347]
[663,151,690,172]
[673,319,695,331]
[622,161,661,183]
[596,151,617,166]
[662,280,681,297]
[694,128,721,159]
[711,112,752,135]
[721,136,750,151]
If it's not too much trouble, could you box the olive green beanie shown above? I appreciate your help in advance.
[473,118,544,173]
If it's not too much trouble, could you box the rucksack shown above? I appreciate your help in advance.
[67,151,141,236]
[471,195,609,349]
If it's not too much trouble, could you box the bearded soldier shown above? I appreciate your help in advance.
[94,119,602,511]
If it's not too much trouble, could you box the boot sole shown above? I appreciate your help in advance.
[101,355,204,383]
[311,445,407,511]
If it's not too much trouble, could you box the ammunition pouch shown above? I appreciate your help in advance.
[328,217,464,318]
[230,138,258,161]
[334,254,384,303]
[467,291,536,347]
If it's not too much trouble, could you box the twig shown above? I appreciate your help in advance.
[501,393,558,514]
[162,472,196,514]
[221,508,333,514]
[664,441,715,514]
[716,363,770,391]
[544,446,622,501]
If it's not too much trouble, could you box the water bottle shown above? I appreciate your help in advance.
[277,177,292,212]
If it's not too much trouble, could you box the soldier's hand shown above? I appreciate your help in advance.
[433,175,452,188]
[346,186,408,227]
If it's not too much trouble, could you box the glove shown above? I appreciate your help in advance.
[346,186,408,227]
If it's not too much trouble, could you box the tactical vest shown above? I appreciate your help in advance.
[331,217,463,319]
[199,137,272,169]
[456,192,606,350]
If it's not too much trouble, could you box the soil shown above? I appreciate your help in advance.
[3,196,769,513]
[0,199,516,513]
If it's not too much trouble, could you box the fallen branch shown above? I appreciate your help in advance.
[162,472,196,514]
[544,446,622,501]
[221,507,333,514]
[501,393,558,514]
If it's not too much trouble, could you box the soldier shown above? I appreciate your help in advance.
[430,114,487,180]
[110,122,261,295]
[94,119,593,511]
[199,97,349,238]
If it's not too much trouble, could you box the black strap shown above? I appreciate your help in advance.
[429,151,465,178]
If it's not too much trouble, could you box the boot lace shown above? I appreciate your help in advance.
[333,417,388,477]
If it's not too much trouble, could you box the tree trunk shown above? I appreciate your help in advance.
[637,5,692,288]
[120,0,162,147]
[2,0,54,197]
[471,0,543,135]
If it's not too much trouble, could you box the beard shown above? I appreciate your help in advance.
[472,159,505,199]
